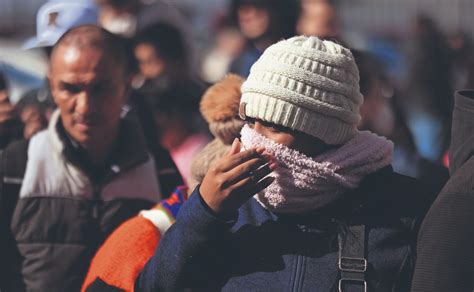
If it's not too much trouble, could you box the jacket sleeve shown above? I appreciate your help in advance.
[82,186,189,292]
[135,188,237,291]
[411,192,474,292]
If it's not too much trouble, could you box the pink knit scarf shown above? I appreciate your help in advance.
[240,125,394,214]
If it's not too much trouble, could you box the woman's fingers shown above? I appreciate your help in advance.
[223,157,274,187]
[228,138,241,155]
[230,175,275,202]
[219,147,266,172]
[249,162,277,183]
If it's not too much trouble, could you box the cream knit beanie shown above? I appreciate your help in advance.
[240,36,363,145]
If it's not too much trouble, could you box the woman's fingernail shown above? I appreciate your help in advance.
[269,162,278,170]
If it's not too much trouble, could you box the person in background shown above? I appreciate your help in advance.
[201,15,246,83]
[0,25,161,292]
[131,22,207,189]
[0,72,23,149]
[229,0,299,77]
[136,36,435,291]
[81,74,245,292]
[95,0,189,39]
[296,0,340,39]
[152,89,210,185]
[133,21,204,103]
[402,14,453,163]
[354,50,449,195]
[412,90,474,292]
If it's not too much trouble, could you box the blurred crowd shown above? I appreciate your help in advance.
[3,0,473,176]
[0,0,473,291]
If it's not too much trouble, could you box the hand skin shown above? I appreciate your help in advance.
[199,138,276,217]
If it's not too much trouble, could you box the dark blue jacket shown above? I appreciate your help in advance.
[136,167,434,291]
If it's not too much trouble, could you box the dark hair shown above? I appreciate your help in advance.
[352,50,387,99]
[134,22,189,71]
[0,71,7,91]
[53,25,137,74]
[230,0,300,41]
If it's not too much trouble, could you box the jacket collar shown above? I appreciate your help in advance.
[47,109,150,180]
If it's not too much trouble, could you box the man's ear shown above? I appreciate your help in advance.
[47,70,53,91]
[47,69,59,106]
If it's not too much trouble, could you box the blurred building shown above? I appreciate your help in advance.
[339,0,474,39]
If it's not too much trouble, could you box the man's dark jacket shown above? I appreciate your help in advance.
[412,90,474,292]
[0,111,160,292]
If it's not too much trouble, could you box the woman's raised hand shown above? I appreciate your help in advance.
[199,138,276,217]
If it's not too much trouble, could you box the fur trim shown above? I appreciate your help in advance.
[200,74,244,124]
[209,119,245,144]
[188,138,231,191]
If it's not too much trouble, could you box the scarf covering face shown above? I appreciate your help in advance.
[240,125,394,214]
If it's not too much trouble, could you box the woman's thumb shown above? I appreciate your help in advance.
[228,138,241,155]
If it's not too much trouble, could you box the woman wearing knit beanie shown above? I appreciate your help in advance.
[136,37,435,291]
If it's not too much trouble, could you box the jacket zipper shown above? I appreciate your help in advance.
[292,253,307,291]
[91,185,102,220]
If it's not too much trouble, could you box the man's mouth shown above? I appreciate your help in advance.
[74,117,99,131]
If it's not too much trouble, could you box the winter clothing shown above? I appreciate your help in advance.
[136,167,434,291]
[188,139,230,191]
[412,90,474,292]
[200,74,245,144]
[135,36,434,292]
[0,110,160,292]
[188,74,245,190]
[240,36,363,145]
[170,133,210,185]
[82,186,188,292]
[240,125,393,213]
[81,75,245,292]
[129,92,184,198]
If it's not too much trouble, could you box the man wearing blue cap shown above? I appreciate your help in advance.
[0,25,162,292]
[15,1,98,137]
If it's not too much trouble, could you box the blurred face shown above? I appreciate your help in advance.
[297,1,338,38]
[216,28,245,57]
[135,43,166,79]
[248,119,332,157]
[238,5,270,39]
[49,45,129,149]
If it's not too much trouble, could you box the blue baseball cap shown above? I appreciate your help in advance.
[23,0,99,50]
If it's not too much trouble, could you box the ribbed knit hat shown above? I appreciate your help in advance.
[240,36,363,145]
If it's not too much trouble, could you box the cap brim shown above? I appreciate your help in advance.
[22,37,54,50]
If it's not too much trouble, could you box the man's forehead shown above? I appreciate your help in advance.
[50,45,114,74]
[52,44,105,62]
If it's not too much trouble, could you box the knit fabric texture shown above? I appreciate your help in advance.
[240,36,363,145]
[240,125,393,213]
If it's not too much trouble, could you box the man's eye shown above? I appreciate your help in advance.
[90,82,111,95]
[61,84,81,94]
[265,125,283,133]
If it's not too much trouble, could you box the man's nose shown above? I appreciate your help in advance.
[75,91,95,114]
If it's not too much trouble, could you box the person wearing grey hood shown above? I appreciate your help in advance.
[412,90,474,292]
